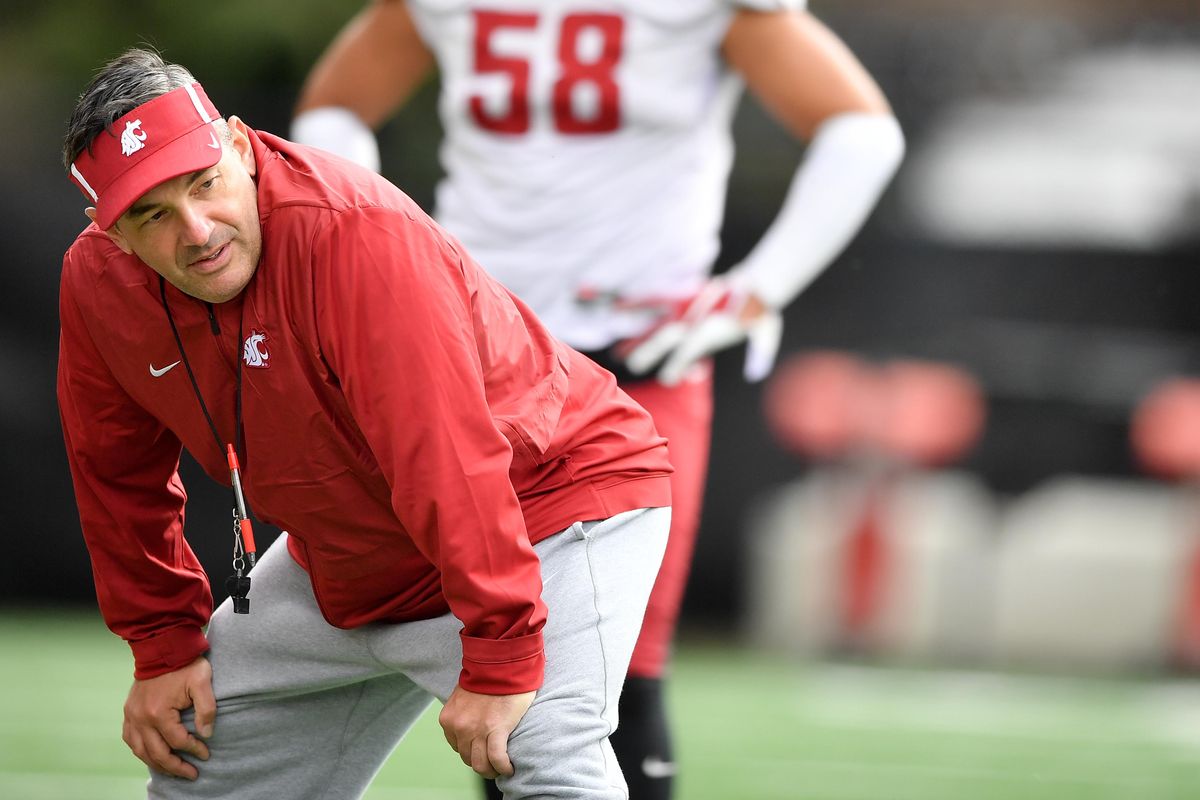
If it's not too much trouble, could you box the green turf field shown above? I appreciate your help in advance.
[2,609,1198,800]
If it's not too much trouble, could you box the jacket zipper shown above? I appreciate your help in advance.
[203,301,236,378]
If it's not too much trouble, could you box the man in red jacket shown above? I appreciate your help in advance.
[58,48,673,799]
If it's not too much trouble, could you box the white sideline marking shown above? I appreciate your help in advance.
[1141,685,1200,751]
[739,756,1169,787]
[791,664,1200,749]
[363,789,470,800]
[0,772,147,796]
[802,707,1154,745]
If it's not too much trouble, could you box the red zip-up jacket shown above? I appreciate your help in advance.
[57,129,672,693]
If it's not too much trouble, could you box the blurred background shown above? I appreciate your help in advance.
[3,0,1200,798]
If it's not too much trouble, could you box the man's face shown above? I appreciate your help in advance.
[92,116,263,304]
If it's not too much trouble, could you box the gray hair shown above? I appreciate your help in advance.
[62,48,202,170]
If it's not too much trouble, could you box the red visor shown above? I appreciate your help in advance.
[69,83,223,230]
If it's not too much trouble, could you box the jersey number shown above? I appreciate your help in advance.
[470,10,623,135]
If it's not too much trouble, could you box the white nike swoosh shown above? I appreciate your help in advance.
[207,131,221,150]
[641,757,677,779]
[149,360,182,378]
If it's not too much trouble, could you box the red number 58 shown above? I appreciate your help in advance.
[470,10,624,135]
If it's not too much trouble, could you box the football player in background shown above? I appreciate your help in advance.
[293,3,904,797]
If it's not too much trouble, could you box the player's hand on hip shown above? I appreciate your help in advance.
[122,656,215,780]
[622,276,783,386]
[439,685,536,779]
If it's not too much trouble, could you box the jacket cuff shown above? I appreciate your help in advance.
[459,631,545,694]
[129,626,210,680]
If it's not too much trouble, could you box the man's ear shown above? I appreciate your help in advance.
[85,207,133,254]
[226,116,257,177]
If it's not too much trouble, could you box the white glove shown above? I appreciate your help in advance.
[623,277,783,387]
[623,113,903,388]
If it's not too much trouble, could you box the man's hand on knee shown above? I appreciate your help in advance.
[122,656,216,780]
[439,686,535,779]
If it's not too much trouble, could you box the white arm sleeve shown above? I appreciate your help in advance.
[732,112,905,309]
[290,106,382,173]
[734,0,806,10]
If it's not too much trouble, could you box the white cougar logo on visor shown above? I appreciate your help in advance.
[243,330,270,368]
[121,120,147,156]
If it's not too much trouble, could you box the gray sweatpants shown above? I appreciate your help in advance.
[148,506,669,800]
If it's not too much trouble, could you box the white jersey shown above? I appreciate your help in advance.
[407,0,803,350]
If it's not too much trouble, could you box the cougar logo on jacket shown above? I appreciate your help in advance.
[243,329,269,368]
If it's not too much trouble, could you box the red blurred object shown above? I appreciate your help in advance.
[766,352,986,651]
[841,484,888,641]
[765,351,985,465]
[1130,379,1200,669]
[869,360,986,467]
[763,351,874,459]
[1130,379,1200,480]
[1175,549,1200,669]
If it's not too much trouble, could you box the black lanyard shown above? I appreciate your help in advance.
[159,276,257,613]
